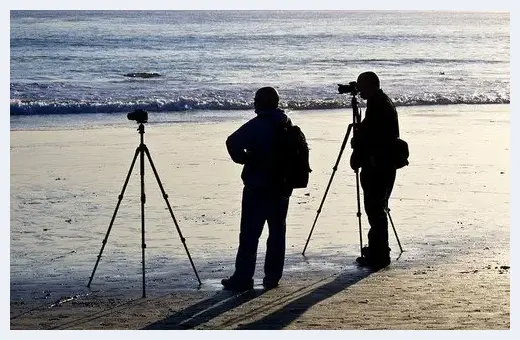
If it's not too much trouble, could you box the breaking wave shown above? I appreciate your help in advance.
[10,93,510,116]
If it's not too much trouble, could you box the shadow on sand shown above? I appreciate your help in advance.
[142,266,374,330]
[236,267,372,329]
[142,289,265,329]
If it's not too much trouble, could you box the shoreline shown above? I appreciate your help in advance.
[10,103,508,131]
[10,101,510,119]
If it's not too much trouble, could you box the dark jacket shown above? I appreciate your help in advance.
[226,108,292,196]
[352,89,399,168]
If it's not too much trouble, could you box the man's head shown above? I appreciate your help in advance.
[254,86,279,113]
[356,71,380,100]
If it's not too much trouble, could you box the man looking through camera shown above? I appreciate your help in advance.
[222,86,292,291]
[350,71,400,269]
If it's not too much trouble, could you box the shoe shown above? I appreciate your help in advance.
[361,245,391,258]
[221,277,254,291]
[262,277,279,290]
[356,254,390,269]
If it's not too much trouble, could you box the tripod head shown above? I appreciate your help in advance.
[126,109,148,143]
[350,94,362,126]
[337,82,362,125]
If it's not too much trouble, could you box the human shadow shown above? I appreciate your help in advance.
[236,266,374,330]
[142,288,265,329]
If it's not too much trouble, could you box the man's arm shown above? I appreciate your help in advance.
[226,122,252,164]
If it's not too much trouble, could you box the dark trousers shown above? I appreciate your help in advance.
[360,166,396,257]
[233,186,290,282]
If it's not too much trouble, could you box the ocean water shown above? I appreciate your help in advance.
[10,10,510,118]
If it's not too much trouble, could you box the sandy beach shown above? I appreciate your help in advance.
[9,104,510,330]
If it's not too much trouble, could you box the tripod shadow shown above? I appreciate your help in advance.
[142,289,265,329]
[236,267,373,330]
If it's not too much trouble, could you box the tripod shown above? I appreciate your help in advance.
[87,122,201,298]
[302,93,403,257]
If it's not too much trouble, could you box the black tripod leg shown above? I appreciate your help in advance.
[143,147,202,285]
[355,169,363,256]
[303,124,353,256]
[87,147,140,288]
[386,208,403,253]
[140,145,146,298]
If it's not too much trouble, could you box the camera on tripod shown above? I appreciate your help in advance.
[127,109,148,123]
[88,107,201,297]
[337,81,358,95]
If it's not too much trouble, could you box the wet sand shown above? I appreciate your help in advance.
[10,105,510,329]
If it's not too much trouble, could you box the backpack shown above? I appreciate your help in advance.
[393,138,409,169]
[272,121,312,189]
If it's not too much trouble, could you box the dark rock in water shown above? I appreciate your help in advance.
[123,72,161,78]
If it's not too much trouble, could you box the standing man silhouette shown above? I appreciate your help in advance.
[222,87,292,290]
[350,71,400,269]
